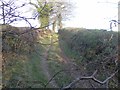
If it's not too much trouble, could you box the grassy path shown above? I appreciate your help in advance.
[40,44,58,88]
[46,34,73,87]
[3,30,118,88]
[3,32,86,88]
[23,51,48,88]
[23,33,58,88]
[3,32,90,88]
[33,33,58,88]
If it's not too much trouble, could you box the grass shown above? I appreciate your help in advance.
[23,52,48,88]
[3,31,51,88]
[59,37,82,65]
[3,51,48,88]
[3,53,27,87]
[4,28,118,88]
[3,31,73,88]
[47,33,73,87]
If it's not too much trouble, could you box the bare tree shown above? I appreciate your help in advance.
[0,0,37,27]
[49,1,73,31]
[29,0,73,31]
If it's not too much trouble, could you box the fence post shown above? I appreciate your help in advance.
[118,1,120,31]
[0,24,2,89]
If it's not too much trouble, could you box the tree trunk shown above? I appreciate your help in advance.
[58,13,62,30]
[52,20,56,32]
[2,2,5,24]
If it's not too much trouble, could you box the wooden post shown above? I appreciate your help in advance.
[118,1,120,31]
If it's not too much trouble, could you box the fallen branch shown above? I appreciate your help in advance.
[92,70,118,84]
[62,70,118,89]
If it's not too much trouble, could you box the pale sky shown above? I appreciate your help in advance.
[0,0,119,31]
[63,0,119,31]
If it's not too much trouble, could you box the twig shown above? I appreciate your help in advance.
[16,80,21,88]
[45,69,64,87]
[109,34,113,41]
[62,70,118,89]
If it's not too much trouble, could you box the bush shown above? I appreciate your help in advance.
[1,24,38,54]
[58,28,118,88]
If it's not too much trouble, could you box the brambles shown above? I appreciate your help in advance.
[2,24,119,88]
[2,24,39,87]
[58,28,118,88]
[2,24,38,54]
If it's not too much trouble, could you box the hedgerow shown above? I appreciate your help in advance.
[58,28,118,88]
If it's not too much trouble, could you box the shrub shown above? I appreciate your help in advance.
[58,28,118,87]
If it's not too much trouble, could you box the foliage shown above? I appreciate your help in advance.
[30,1,53,28]
[37,2,52,28]
[2,28,72,88]
[29,0,72,30]
[2,25,42,88]
[2,24,38,54]
[58,28,118,88]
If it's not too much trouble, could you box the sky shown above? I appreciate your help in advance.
[63,0,119,31]
[0,0,119,31]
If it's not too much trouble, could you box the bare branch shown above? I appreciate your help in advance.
[45,69,64,87]
[62,70,118,89]
[92,70,118,84]
[17,22,54,35]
